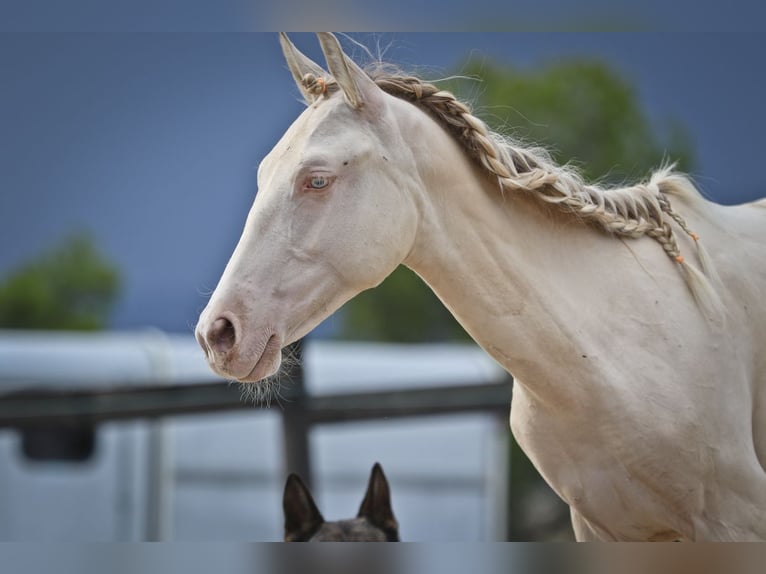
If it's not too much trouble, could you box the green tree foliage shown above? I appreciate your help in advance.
[458,59,694,182]
[0,232,121,330]
[341,57,695,343]
[344,267,467,342]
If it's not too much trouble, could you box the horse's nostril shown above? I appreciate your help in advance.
[207,317,237,354]
[195,328,210,359]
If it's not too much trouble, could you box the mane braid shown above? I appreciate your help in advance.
[300,70,722,318]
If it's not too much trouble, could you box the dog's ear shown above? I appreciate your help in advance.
[283,474,324,541]
[357,463,399,541]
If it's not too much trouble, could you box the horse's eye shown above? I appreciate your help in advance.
[308,175,329,189]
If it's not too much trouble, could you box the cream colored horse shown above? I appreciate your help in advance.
[196,33,766,541]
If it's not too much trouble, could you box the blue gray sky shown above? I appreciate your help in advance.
[1,33,764,332]
[2,2,763,32]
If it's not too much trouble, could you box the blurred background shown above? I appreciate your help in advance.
[1,32,764,542]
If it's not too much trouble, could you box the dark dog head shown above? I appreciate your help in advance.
[283,463,399,541]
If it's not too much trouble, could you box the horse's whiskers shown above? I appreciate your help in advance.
[234,346,300,407]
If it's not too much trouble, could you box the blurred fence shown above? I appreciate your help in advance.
[0,338,514,540]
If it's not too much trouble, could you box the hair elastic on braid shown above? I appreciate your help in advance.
[301,73,328,99]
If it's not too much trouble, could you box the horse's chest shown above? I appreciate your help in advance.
[509,382,699,540]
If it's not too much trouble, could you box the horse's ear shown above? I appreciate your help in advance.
[357,463,399,540]
[283,474,325,541]
[279,33,329,105]
[316,32,382,110]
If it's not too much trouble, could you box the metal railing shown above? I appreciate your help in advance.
[0,340,514,539]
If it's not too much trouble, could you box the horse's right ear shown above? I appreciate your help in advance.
[316,32,383,111]
[283,474,325,541]
[279,33,329,105]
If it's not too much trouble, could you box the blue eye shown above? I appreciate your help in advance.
[309,175,329,189]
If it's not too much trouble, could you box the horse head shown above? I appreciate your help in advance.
[196,34,422,383]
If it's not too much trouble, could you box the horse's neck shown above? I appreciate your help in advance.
[400,119,629,405]
[408,185,573,383]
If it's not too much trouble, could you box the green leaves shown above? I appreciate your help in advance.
[455,58,695,182]
[0,232,121,330]
[343,266,467,342]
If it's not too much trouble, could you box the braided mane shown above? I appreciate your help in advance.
[301,70,722,317]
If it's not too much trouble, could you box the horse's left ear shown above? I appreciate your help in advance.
[279,33,329,105]
[316,33,382,110]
